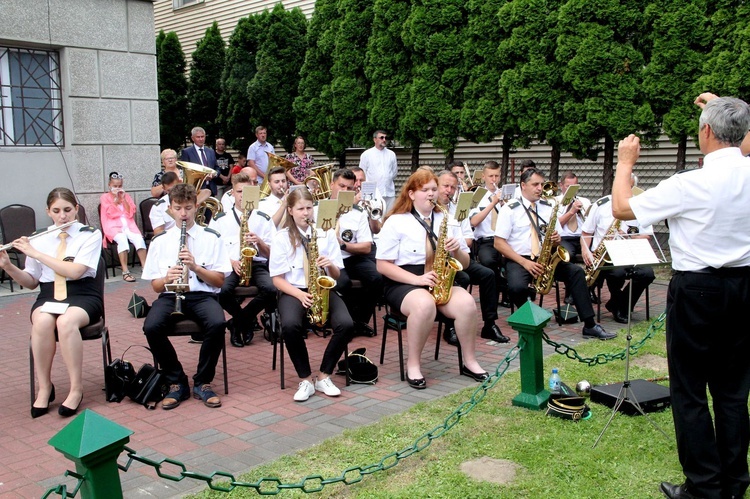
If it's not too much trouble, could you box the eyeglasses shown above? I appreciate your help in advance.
[377,136,387,140]
[164,156,177,161]
[109,173,123,179]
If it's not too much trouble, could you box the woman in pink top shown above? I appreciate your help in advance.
[99,172,147,281]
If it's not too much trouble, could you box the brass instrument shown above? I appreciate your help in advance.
[304,219,337,327]
[362,197,385,221]
[260,153,296,198]
[304,163,336,200]
[238,196,258,286]
[0,221,76,251]
[165,220,190,314]
[532,182,574,295]
[584,218,621,287]
[176,160,224,226]
[430,201,463,305]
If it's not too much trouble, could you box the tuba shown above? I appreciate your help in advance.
[304,163,336,201]
[584,218,621,287]
[532,182,574,295]
[430,201,463,305]
[304,219,337,327]
[176,160,224,226]
[260,153,296,198]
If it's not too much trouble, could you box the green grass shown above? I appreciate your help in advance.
[192,320,684,498]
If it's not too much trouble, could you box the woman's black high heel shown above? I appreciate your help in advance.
[30,384,55,419]
[58,393,82,418]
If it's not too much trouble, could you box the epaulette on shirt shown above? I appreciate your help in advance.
[204,227,221,237]
[352,204,364,212]
[539,199,551,207]
[154,198,166,206]
[79,225,96,232]
[507,199,521,209]
[255,210,271,221]
[151,231,167,241]
[596,196,611,206]
[212,211,227,221]
[313,201,319,207]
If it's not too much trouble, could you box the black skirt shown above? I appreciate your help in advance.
[383,264,429,315]
[30,279,104,325]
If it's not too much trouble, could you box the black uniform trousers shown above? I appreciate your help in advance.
[559,236,582,261]
[666,270,750,499]
[454,260,498,323]
[143,291,226,386]
[506,258,595,320]
[278,290,354,379]
[218,263,276,331]
[477,238,502,277]
[343,254,383,324]
[603,266,655,315]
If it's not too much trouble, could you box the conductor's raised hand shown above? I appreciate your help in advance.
[617,134,641,168]
[694,92,719,109]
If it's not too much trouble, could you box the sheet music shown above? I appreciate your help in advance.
[361,181,376,198]
[604,239,660,266]
[455,192,473,222]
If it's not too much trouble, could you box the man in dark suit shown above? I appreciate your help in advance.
[180,126,219,196]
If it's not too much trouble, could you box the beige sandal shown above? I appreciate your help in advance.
[122,272,136,282]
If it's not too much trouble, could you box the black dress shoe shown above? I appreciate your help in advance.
[589,289,600,304]
[480,324,510,343]
[605,301,629,324]
[461,366,490,382]
[582,324,617,340]
[354,322,376,338]
[58,394,82,418]
[230,330,244,348]
[499,298,512,309]
[443,327,459,346]
[31,384,55,419]
[406,375,426,389]
[242,329,254,345]
[659,481,702,499]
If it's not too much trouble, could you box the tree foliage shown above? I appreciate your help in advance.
[187,22,225,145]
[156,31,189,151]
[401,0,467,160]
[247,4,307,153]
[218,14,270,152]
[293,0,341,160]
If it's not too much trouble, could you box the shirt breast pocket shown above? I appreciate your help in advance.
[401,238,424,256]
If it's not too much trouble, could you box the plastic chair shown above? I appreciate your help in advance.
[139,197,159,247]
[29,256,112,405]
[0,204,36,292]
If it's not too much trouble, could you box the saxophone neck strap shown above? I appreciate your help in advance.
[523,200,548,240]
[411,208,437,251]
[232,207,242,227]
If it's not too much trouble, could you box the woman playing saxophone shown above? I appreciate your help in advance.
[269,188,354,402]
[376,170,488,390]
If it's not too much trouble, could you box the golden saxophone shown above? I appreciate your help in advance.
[304,219,337,327]
[165,220,190,314]
[430,201,463,305]
[532,182,573,295]
[238,199,258,286]
[584,218,621,287]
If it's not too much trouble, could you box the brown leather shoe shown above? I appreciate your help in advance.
[162,383,189,410]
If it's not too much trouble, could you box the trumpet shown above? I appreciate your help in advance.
[0,221,76,251]
[362,197,385,221]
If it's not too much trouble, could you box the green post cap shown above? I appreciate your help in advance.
[509,301,554,410]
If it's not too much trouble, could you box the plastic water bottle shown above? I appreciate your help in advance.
[549,368,561,393]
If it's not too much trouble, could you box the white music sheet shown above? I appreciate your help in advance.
[604,239,660,266]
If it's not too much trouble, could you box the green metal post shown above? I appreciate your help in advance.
[508,301,554,410]
[48,409,133,499]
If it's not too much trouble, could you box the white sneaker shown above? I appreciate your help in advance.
[314,376,341,397]
[293,380,315,402]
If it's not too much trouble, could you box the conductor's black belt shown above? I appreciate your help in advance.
[675,266,750,277]
[477,237,495,242]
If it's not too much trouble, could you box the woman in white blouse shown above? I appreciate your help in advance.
[376,170,487,389]
[0,188,103,418]
[269,188,354,402]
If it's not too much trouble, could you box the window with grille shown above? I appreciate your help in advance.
[0,47,63,147]
[173,0,204,9]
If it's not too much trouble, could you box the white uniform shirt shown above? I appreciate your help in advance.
[630,147,750,271]
[149,194,175,232]
[269,227,344,288]
[208,207,243,261]
[247,209,276,263]
[142,223,232,293]
[469,189,501,239]
[314,204,372,259]
[247,141,276,176]
[494,197,560,257]
[557,194,591,237]
[258,195,283,220]
[220,190,234,212]
[582,196,653,249]
[25,222,101,282]
[376,211,469,266]
[358,147,398,198]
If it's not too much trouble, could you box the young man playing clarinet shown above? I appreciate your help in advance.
[142,184,232,410]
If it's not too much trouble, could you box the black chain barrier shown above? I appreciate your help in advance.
[542,311,666,366]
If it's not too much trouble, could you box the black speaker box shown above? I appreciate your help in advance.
[590,379,671,415]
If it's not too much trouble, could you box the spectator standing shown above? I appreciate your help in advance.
[246,126,275,180]
[359,130,398,212]
[284,136,315,186]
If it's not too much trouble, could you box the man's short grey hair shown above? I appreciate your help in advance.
[699,97,750,147]
[191,126,205,136]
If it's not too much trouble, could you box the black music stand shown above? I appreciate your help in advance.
[592,237,671,448]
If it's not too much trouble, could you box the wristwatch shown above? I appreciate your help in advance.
[340,242,347,251]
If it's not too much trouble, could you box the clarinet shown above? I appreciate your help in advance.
[165,220,190,315]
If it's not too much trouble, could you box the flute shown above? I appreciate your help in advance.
[0,221,76,251]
